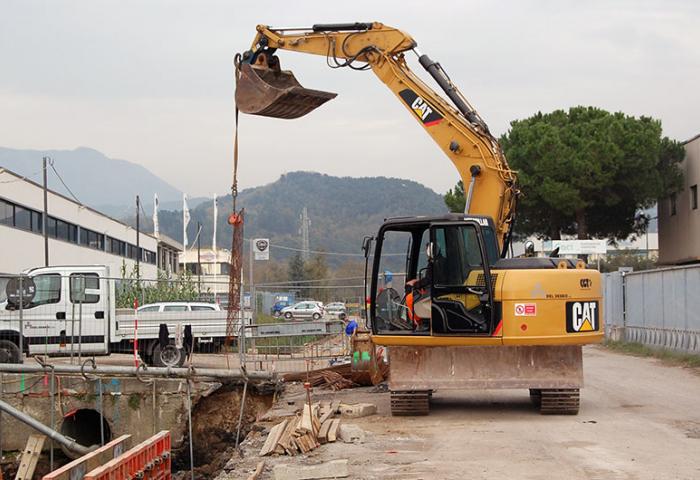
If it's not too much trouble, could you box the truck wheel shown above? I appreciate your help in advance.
[284,312,293,320]
[0,340,21,363]
[312,312,321,320]
[151,343,186,368]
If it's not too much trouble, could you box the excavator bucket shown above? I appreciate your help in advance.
[235,63,337,119]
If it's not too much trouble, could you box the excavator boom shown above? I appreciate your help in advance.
[235,22,518,253]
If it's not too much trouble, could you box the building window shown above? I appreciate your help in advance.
[0,199,13,226]
[692,185,698,210]
[81,228,105,250]
[14,206,32,230]
[670,193,677,216]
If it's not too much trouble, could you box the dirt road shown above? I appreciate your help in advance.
[225,346,700,480]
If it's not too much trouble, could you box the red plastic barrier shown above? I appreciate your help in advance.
[83,431,171,480]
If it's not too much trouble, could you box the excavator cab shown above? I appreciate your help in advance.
[367,214,499,339]
[235,51,337,119]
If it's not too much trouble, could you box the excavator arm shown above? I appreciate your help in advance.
[237,22,518,254]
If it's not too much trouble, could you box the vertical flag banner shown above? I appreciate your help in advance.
[213,194,218,253]
[153,193,160,238]
[183,193,190,273]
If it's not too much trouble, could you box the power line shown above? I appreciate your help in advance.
[47,158,82,204]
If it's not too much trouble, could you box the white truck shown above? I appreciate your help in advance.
[0,265,246,367]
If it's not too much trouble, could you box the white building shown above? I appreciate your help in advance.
[179,248,231,297]
[0,167,179,278]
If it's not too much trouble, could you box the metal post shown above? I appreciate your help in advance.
[97,378,104,446]
[197,222,201,295]
[249,239,256,354]
[18,276,24,361]
[0,372,3,462]
[78,294,83,362]
[186,380,194,480]
[152,380,157,435]
[43,157,49,267]
[50,369,55,469]
[235,381,248,448]
[136,195,140,280]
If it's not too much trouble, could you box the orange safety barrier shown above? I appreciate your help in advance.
[83,431,171,480]
[43,435,132,480]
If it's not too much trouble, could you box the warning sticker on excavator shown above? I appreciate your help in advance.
[399,89,444,127]
[514,303,537,316]
[566,301,599,333]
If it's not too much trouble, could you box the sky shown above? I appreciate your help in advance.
[1,0,699,197]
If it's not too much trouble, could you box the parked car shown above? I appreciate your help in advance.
[137,302,221,312]
[280,301,324,320]
[271,299,294,317]
[324,302,347,320]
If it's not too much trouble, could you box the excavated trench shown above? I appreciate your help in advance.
[172,382,275,478]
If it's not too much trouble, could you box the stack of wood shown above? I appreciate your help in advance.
[259,401,342,457]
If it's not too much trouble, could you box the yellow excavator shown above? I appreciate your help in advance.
[236,22,604,415]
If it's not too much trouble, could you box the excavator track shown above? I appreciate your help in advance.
[539,388,580,415]
[390,390,430,416]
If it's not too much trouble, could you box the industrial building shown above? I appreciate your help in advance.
[0,166,180,277]
[658,133,700,264]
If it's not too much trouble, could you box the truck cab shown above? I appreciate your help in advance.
[1,265,113,358]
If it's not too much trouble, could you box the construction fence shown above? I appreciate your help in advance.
[0,271,360,372]
[603,264,700,353]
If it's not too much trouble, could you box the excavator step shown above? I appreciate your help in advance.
[539,388,580,415]
[390,390,430,416]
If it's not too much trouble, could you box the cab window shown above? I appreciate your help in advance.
[191,305,216,311]
[31,274,61,306]
[69,273,100,304]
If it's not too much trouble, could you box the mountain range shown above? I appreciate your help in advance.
[1,147,448,264]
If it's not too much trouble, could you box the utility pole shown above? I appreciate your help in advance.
[197,222,201,294]
[249,238,254,315]
[136,195,140,280]
[42,157,49,266]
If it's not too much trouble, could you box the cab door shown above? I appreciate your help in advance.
[68,272,109,354]
[429,222,497,336]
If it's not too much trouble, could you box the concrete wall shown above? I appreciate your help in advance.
[0,169,157,277]
[0,373,217,451]
[658,135,700,264]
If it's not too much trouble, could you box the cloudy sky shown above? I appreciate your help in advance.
[1,0,698,196]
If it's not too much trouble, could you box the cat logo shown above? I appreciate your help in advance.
[566,301,599,333]
[580,278,592,289]
[398,89,444,127]
[411,97,434,121]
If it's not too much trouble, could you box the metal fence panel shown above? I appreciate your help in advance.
[621,265,700,354]
[602,272,624,330]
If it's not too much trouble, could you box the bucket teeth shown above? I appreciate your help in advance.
[235,63,337,119]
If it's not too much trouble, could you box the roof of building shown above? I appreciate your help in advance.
[683,132,700,145]
[157,233,183,251]
[0,166,157,240]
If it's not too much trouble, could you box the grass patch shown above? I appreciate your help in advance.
[603,339,700,369]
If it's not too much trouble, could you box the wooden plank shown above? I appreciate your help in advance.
[278,417,301,455]
[327,419,341,443]
[246,460,265,480]
[299,403,319,434]
[260,419,288,456]
[43,435,132,480]
[330,400,341,414]
[15,435,45,480]
[318,420,332,444]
